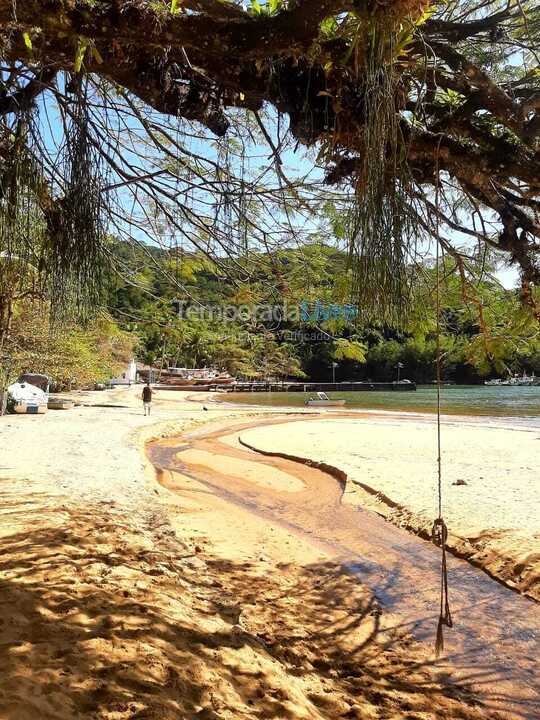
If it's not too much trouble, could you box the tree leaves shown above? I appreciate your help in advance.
[74,38,89,73]
[332,338,367,362]
[5,303,134,387]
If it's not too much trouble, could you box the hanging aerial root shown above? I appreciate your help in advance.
[0,113,47,310]
[347,17,416,327]
[44,75,107,321]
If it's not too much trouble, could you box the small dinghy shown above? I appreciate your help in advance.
[305,391,346,407]
[48,398,75,410]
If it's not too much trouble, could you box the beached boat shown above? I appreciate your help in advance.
[159,375,194,386]
[48,398,75,410]
[159,367,235,386]
[194,372,235,385]
[13,402,47,414]
[7,376,49,415]
[305,391,346,407]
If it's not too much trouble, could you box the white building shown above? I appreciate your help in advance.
[110,359,137,386]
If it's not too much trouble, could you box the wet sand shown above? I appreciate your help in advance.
[148,415,540,719]
[238,414,540,600]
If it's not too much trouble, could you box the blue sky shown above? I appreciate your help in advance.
[33,84,520,292]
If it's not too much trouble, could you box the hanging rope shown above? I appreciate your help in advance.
[431,140,452,657]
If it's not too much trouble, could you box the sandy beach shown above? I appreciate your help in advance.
[239,414,540,600]
[0,387,537,719]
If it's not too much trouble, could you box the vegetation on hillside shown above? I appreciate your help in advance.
[1,299,134,389]
[106,240,539,383]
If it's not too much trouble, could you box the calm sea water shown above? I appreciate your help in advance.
[220,385,540,423]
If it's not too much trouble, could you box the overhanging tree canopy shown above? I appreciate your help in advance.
[0,0,539,318]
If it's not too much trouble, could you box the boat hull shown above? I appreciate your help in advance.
[48,400,74,410]
[159,377,194,385]
[13,403,47,414]
[305,400,346,407]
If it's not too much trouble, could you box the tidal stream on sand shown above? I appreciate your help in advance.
[147,416,540,720]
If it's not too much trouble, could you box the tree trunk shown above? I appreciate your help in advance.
[0,294,14,416]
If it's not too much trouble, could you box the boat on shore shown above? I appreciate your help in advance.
[47,398,75,410]
[142,366,235,387]
[13,402,47,414]
[7,374,50,415]
[158,376,195,386]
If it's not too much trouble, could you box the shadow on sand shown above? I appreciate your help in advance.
[0,495,517,720]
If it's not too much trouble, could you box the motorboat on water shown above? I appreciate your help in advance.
[516,372,538,386]
[305,391,346,407]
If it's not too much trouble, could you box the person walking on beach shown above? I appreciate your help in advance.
[142,382,153,416]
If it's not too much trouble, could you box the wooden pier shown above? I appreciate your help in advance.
[217,381,416,393]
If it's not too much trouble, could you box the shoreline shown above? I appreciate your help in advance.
[189,392,540,600]
[206,390,540,430]
[208,387,540,428]
[146,409,539,601]
[236,414,539,602]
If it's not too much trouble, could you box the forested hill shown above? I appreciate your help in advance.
[106,240,540,384]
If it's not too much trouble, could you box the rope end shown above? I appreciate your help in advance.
[435,617,445,657]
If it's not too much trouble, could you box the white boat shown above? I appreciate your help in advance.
[305,391,346,407]
[13,402,47,415]
[486,372,536,386]
[7,379,49,415]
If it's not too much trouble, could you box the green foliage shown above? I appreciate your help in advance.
[249,0,283,16]
[74,38,89,73]
[104,237,539,384]
[5,302,135,388]
[332,338,367,362]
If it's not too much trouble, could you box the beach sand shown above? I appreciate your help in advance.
[0,388,534,718]
[240,414,540,600]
